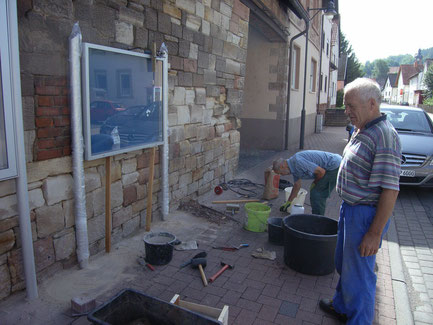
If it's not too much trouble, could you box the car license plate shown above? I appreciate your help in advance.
[400,170,415,177]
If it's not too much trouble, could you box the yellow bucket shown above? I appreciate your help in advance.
[244,202,271,232]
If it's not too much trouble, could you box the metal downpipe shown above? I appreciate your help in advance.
[299,22,309,150]
[69,23,90,268]
[285,28,307,150]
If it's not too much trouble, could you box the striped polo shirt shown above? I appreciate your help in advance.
[336,114,401,206]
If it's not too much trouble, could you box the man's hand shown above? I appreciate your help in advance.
[359,231,382,257]
[280,201,292,212]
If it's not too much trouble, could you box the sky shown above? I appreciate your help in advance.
[338,0,433,64]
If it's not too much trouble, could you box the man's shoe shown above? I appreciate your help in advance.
[319,299,348,322]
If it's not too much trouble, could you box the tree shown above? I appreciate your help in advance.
[423,63,433,99]
[372,59,389,84]
[364,61,374,77]
[340,32,364,84]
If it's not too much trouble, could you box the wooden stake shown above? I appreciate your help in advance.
[146,147,156,231]
[105,156,112,253]
[212,199,261,204]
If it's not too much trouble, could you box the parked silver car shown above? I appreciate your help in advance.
[381,104,433,187]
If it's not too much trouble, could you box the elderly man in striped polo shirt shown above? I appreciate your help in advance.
[319,78,401,324]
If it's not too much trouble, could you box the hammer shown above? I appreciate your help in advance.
[191,257,208,286]
[208,262,234,283]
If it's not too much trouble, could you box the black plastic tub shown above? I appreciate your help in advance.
[268,217,284,245]
[88,288,220,325]
[143,232,176,265]
[283,214,338,275]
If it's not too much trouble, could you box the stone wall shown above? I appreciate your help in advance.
[0,0,248,300]
[324,108,348,126]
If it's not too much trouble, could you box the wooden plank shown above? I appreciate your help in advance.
[145,147,156,232]
[212,199,261,204]
[105,156,112,253]
[170,295,229,325]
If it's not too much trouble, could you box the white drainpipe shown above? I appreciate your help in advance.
[8,0,38,300]
[160,46,169,219]
[69,23,90,268]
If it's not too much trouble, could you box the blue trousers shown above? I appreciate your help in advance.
[333,202,390,324]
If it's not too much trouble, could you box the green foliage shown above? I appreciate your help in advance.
[423,64,433,98]
[364,61,374,77]
[421,48,433,59]
[423,97,433,105]
[336,89,344,107]
[372,59,389,85]
[340,32,364,84]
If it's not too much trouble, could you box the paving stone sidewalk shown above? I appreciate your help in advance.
[0,126,416,325]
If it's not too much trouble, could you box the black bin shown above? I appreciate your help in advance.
[283,214,338,275]
[268,217,284,245]
[88,289,220,325]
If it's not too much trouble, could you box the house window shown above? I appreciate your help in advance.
[310,58,317,92]
[325,76,328,93]
[326,39,329,56]
[117,69,132,98]
[0,1,18,180]
[319,73,323,91]
[322,32,325,50]
[94,70,107,90]
[291,45,300,90]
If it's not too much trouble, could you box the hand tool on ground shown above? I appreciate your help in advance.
[191,257,208,286]
[146,263,155,271]
[208,262,234,283]
[212,244,249,251]
[179,251,207,268]
[226,203,240,215]
[212,199,260,204]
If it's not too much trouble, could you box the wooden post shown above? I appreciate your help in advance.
[146,147,156,231]
[105,156,112,253]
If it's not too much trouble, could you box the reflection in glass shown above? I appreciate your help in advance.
[0,58,8,170]
[88,49,162,155]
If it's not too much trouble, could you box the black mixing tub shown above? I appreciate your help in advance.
[88,289,220,325]
[283,214,338,275]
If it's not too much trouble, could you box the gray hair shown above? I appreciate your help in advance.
[273,158,286,172]
[344,78,381,105]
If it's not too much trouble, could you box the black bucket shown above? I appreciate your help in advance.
[283,214,338,275]
[143,232,176,265]
[268,217,284,245]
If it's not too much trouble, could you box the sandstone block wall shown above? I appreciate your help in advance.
[0,0,249,300]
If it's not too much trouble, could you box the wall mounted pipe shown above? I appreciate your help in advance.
[285,0,310,150]
[8,0,38,300]
[159,45,169,219]
[285,28,307,149]
[69,23,90,268]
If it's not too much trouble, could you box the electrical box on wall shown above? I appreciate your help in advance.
[81,43,165,160]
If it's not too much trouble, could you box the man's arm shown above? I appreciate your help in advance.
[359,188,399,257]
[313,166,326,184]
[288,180,302,202]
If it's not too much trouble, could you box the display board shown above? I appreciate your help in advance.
[82,43,164,160]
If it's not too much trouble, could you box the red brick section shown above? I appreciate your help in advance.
[34,76,71,161]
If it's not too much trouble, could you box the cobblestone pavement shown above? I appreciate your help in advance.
[1,126,431,324]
